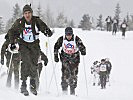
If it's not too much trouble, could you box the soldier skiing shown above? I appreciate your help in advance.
[54,27,86,95]
[105,58,112,82]
[1,34,21,90]
[120,19,128,39]
[99,59,108,89]
[91,61,100,86]
[105,16,113,32]
[8,4,53,96]
[112,18,118,35]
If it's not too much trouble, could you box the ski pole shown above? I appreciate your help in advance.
[48,63,57,91]
[36,68,40,91]
[44,65,48,92]
[0,65,3,77]
[7,53,13,74]
[48,36,59,96]
[44,36,48,92]
[83,56,88,96]
[0,64,2,72]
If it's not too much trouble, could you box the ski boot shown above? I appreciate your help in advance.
[20,81,29,96]
[70,87,75,95]
[30,79,37,95]
[6,81,11,88]
[62,87,68,95]
[21,87,29,96]
[30,85,37,95]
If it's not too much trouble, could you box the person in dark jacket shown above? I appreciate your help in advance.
[120,19,128,39]
[105,16,113,32]
[105,58,112,82]
[112,18,118,35]
[8,4,53,96]
[99,59,108,89]
[54,27,86,95]
[1,34,21,90]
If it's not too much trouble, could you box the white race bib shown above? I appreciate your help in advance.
[62,36,78,54]
[122,24,126,28]
[107,18,111,22]
[100,64,107,72]
[20,23,39,43]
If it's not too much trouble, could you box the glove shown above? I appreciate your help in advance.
[46,29,53,37]
[10,43,16,51]
[1,59,4,65]
[54,54,59,62]
[44,58,48,66]
[81,51,86,55]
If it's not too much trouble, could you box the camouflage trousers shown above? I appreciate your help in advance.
[19,40,40,90]
[61,60,79,91]
[99,71,107,88]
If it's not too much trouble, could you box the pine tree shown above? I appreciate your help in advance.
[5,3,22,32]
[97,14,103,30]
[0,17,5,34]
[126,13,130,30]
[36,3,44,20]
[126,13,130,23]
[91,17,95,30]
[114,3,121,25]
[78,14,92,30]
[68,19,75,28]
[128,14,133,31]
[130,15,133,22]
[13,3,22,20]
[56,12,67,28]
[45,5,55,28]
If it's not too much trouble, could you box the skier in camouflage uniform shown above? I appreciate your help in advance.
[35,50,48,90]
[105,58,112,82]
[1,34,21,89]
[91,61,100,86]
[8,4,53,96]
[120,19,128,39]
[105,16,113,32]
[99,59,108,89]
[112,18,118,35]
[54,27,86,95]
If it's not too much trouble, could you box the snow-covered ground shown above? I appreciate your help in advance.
[0,28,133,100]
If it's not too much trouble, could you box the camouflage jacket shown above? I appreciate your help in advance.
[54,35,86,63]
[1,40,21,62]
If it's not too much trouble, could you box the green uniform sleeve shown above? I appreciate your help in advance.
[54,36,63,55]
[36,18,53,37]
[76,36,86,55]
[8,19,20,44]
[1,40,9,61]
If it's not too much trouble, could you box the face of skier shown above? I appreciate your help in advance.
[23,11,32,22]
[101,61,105,64]
[66,35,72,40]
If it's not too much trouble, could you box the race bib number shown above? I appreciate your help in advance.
[64,43,76,54]
[107,18,111,22]
[100,65,107,72]
[122,24,126,28]
[23,27,34,42]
